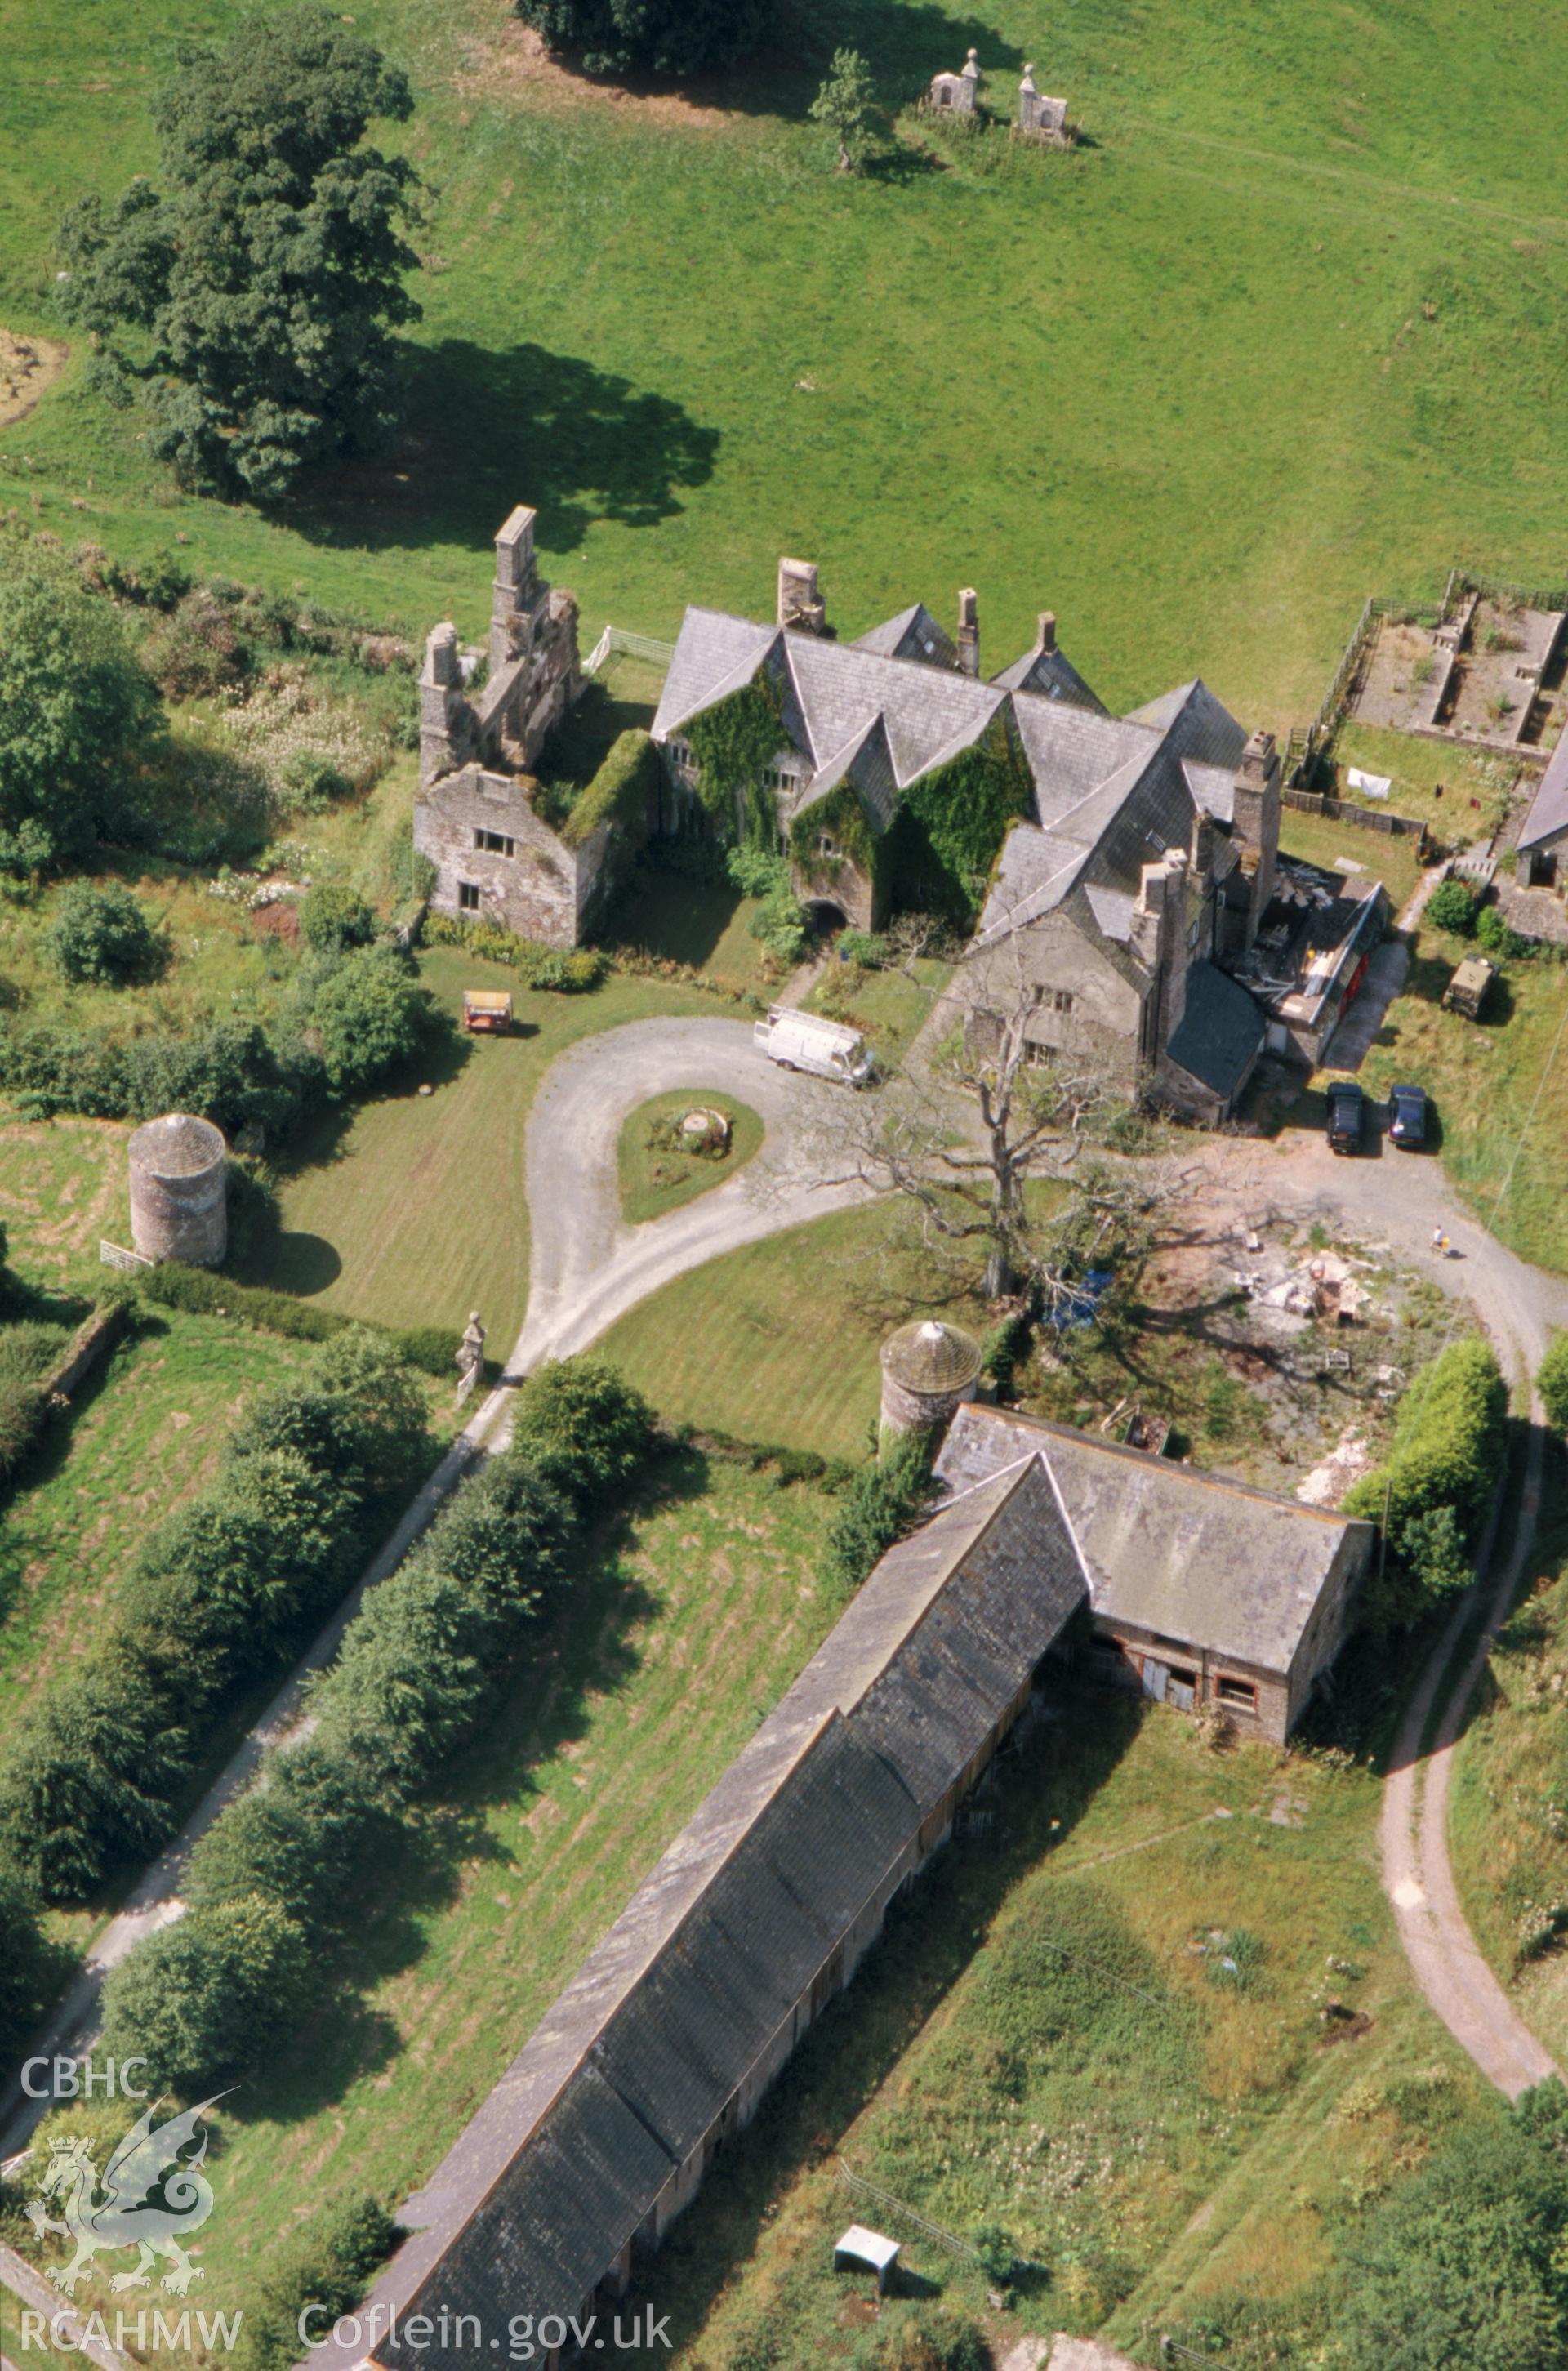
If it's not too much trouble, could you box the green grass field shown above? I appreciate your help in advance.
[6,0,1568,733]
[18,1448,846,2344]
[247,947,735,1341]
[604,1678,1476,2366]
[617,1089,764,1223]
[596,1201,989,1461]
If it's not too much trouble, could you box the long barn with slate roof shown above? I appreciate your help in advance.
[308,1455,1089,2371]
[652,557,1281,1121]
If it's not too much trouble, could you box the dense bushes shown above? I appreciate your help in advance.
[853,2305,991,2371]
[824,1436,937,1595]
[0,1331,430,1901]
[560,727,657,849]
[1338,2082,1568,2371]
[728,842,810,964]
[309,943,437,1092]
[1346,1337,1508,1625]
[422,911,607,989]
[300,882,376,954]
[1426,878,1478,936]
[102,1358,653,2086]
[1537,1334,1568,1434]
[0,934,445,1125]
[0,1857,53,2064]
[238,2194,399,2371]
[43,883,161,984]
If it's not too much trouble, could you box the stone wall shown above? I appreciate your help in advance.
[413,764,616,949]
[959,907,1147,1087]
[419,506,582,789]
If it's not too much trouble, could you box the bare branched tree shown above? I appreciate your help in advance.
[792,918,1184,1304]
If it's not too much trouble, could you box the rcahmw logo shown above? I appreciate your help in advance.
[24,2092,229,2299]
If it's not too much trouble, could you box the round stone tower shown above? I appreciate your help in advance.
[879,1317,984,1446]
[127,1113,228,1267]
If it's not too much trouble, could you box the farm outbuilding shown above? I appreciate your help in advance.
[304,1455,1089,2371]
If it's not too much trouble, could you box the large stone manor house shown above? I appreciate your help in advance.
[653,557,1281,1121]
[414,511,1288,1121]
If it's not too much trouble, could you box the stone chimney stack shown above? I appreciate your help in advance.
[957,588,980,677]
[1036,611,1058,655]
[491,505,540,671]
[777,558,827,635]
[420,622,465,788]
[1131,848,1191,1056]
[1231,727,1281,948]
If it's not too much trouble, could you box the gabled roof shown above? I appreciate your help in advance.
[1164,960,1266,1103]
[991,643,1108,715]
[1518,735,1568,852]
[347,1457,1089,2371]
[652,608,781,740]
[782,632,1008,787]
[933,1406,1371,1678]
[853,603,959,668]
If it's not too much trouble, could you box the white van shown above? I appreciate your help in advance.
[753,1005,873,1085]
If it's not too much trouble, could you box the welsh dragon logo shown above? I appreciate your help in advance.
[25,2095,227,2297]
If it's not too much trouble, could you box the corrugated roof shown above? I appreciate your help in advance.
[933,1406,1370,1675]
[345,1458,1089,2371]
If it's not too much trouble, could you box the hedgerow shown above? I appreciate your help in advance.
[1346,1337,1508,1624]
[0,1330,433,1902]
[138,1263,461,1377]
[101,1360,654,2087]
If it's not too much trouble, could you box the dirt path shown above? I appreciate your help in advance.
[1197,1125,1568,2095]
[0,1022,864,2163]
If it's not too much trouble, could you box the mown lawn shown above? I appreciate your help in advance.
[1276,806,1427,916]
[19,1449,847,2349]
[247,947,735,1344]
[5,1,1568,732]
[0,1311,306,1757]
[617,1088,764,1224]
[601,1678,1473,2367]
[596,1200,990,1462]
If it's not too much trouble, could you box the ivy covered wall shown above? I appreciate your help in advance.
[888,715,1035,923]
[684,677,786,840]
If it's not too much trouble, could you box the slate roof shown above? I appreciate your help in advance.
[991,641,1108,715]
[1164,960,1266,1104]
[334,1458,1089,2371]
[1517,734,1568,852]
[853,603,958,668]
[933,1406,1372,1677]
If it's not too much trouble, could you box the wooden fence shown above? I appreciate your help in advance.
[583,624,677,678]
[1282,787,1428,849]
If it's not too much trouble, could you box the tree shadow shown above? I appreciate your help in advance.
[511,2,1026,125]
[293,341,721,559]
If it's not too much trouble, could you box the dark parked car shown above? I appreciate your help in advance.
[1325,1080,1366,1154]
[1388,1082,1429,1150]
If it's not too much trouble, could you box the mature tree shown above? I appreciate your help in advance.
[809,50,877,172]
[43,882,160,984]
[308,944,436,1094]
[57,7,423,501]
[518,0,764,78]
[510,1358,654,1507]
[1338,2098,1568,2371]
[101,1893,313,2088]
[823,934,1167,1299]
[0,545,163,876]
